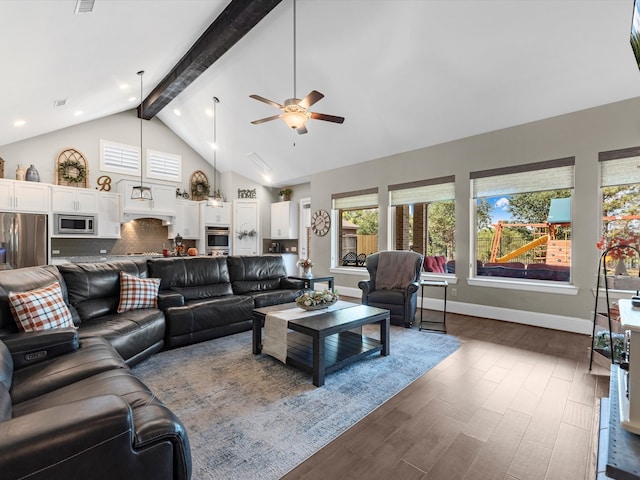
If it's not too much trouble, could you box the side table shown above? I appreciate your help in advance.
[289,275,335,291]
[419,280,448,333]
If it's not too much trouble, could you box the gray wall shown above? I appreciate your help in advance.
[0,109,215,194]
[309,96,640,325]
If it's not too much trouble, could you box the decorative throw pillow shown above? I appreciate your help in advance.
[117,272,161,313]
[9,282,74,332]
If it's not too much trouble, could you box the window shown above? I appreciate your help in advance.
[470,158,574,282]
[389,176,455,274]
[100,140,140,175]
[332,188,378,267]
[147,149,182,182]
[599,147,640,275]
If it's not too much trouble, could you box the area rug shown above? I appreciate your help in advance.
[132,325,459,479]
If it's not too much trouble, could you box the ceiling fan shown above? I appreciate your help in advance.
[250,0,344,135]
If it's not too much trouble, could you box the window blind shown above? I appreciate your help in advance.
[389,176,455,205]
[332,188,378,209]
[147,149,182,181]
[471,157,575,198]
[600,151,640,187]
[100,140,139,174]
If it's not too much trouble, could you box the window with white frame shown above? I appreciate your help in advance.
[100,140,140,176]
[599,147,640,275]
[389,176,455,274]
[470,158,574,282]
[332,188,379,267]
[147,149,182,182]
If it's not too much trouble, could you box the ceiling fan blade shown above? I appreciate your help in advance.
[310,112,345,124]
[249,94,283,109]
[298,90,324,108]
[296,124,308,134]
[251,114,282,125]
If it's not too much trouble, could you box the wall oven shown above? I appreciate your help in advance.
[206,226,230,256]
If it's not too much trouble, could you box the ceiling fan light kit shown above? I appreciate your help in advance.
[250,0,344,134]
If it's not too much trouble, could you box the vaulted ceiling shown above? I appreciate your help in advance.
[2,0,640,187]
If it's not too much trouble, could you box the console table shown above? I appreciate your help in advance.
[419,280,448,333]
[289,275,334,291]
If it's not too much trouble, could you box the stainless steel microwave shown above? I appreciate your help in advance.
[54,214,96,235]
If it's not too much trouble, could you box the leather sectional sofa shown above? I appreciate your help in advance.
[0,255,304,480]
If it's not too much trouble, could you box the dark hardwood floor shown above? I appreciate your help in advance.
[282,308,608,480]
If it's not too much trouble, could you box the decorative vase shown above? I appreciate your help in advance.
[304,267,313,279]
[25,164,40,182]
[614,258,629,276]
[15,165,25,181]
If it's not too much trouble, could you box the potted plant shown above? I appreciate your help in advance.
[279,188,292,201]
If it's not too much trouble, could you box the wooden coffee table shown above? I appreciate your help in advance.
[252,302,390,386]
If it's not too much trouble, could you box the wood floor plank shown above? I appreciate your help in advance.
[282,311,607,480]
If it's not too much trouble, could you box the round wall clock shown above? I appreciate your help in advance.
[311,209,331,236]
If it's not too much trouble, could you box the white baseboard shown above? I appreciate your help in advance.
[337,285,591,335]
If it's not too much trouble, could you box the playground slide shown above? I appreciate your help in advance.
[496,235,549,263]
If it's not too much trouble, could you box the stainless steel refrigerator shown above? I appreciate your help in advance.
[0,213,47,270]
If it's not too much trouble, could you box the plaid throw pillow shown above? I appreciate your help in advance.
[9,282,74,332]
[117,272,161,313]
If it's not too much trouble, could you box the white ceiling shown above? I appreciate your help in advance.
[2,0,640,187]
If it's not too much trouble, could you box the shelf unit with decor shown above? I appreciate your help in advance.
[590,244,640,370]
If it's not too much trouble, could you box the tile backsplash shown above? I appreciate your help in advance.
[51,218,195,256]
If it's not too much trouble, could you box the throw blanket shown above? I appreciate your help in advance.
[262,302,355,363]
[376,251,418,289]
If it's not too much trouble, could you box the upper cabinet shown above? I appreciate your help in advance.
[98,192,121,238]
[118,180,176,217]
[271,201,298,239]
[51,185,98,213]
[168,199,202,240]
[204,202,232,225]
[0,179,50,213]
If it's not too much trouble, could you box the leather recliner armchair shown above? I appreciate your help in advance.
[358,251,424,327]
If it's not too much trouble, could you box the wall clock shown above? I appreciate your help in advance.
[311,209,331,236]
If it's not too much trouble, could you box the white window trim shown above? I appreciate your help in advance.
[467,277,578,295]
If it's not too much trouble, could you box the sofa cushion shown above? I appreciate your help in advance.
[227,256,288,294]
[246,290,301,308]
[0,265,66,335]
[171,283,233,301]
[9,282,74,332]
[117,272,160,313]
[147,257,231,292]
[58,260,148,322]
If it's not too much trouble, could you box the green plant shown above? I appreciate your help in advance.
[279,188,292,197]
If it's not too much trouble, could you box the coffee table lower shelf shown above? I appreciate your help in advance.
[286,331,383,377]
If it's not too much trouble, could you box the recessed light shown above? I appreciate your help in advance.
[210,142,218,150]
[13,120,26,127]
[205,108,213,117]
[173,109,181,116]
[128,96,136,102]
[120,84,129,90]
[74,110,83,117]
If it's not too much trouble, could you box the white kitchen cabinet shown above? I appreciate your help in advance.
[51,185,98,213]
[0,179,50,213]
[233,199,259,256]
[97,192,121,238]
[271,201,298,239]
[118,180,176,217]
[168,200,202,239]
[204,202,231,225]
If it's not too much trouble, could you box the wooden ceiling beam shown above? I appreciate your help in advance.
[140,0,282,119]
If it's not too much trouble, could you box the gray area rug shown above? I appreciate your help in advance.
[132,325,459,479]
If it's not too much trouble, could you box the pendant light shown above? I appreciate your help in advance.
[131,70,152,201]
[207,96,224,207]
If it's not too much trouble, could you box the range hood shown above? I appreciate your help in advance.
[121,212,175,225]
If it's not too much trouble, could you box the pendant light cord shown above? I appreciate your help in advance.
[137,70,144,187]
[213,96,219,196]
[293,0,296,99]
